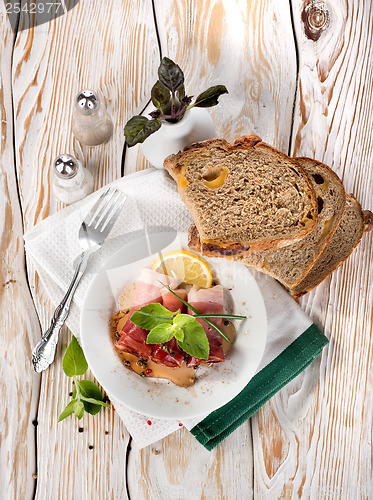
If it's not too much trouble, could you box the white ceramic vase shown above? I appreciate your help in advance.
[140,107,216,169]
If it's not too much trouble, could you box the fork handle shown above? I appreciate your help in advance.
[32,252,90,373]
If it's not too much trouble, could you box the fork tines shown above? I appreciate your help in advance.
[86,188,127,232]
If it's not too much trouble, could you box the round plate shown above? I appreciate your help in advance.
[80,230,267,420]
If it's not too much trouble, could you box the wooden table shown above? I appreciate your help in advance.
[1,0,372,498]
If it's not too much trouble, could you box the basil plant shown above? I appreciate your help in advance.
[124,57,228,147]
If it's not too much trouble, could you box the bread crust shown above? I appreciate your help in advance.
[188,222,316,257]
[291,194,366,297]
[164,135,318,254]
[363,210,373,232]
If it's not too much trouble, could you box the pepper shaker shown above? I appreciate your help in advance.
[72,89,114,146]
[52,154,94,204]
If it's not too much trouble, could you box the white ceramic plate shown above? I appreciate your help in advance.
[80,230,267,420]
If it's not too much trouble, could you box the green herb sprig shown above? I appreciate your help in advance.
[124,57,228,147]
[130,285,246,360]
[58,336,110,422]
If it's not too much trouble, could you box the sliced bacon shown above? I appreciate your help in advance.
[115,269,176,359]
[152,338,186,367]
[131,268,178,308]
[116,271,226,368]
[186,356,200,368]
[115,310,152,359]
[115,269,184,366]
[161,288,188,313]
[187,285,225,363]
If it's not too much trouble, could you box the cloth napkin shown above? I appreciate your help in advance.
[24,168,328,450]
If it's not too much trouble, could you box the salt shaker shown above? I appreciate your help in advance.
[72,89,114,146]
[52,154,94,204]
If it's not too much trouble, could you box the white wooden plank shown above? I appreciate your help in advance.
[251,0,373,497]
[0,5,41,499]
[154,0,297,151]
[12,0,160,497]
[128,426,254,500]
[125,1,297,497]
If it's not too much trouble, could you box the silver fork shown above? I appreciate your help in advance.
[32,187,127,373]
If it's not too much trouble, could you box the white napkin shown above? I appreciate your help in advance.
[25,168,313,448]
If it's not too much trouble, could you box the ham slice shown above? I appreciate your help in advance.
[115,311,152,359]
[116,270,226,369]
[152,289,187,367]
[187,285,225,363]
[131,268,178,307]
[161,288,188,313]
[116,269,178,359]
[152,337,186,367]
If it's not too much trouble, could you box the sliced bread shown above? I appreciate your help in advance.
[164,135,318,256]
[231,158,346,288]
[291,195,373,296]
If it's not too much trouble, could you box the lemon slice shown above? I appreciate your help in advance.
[152,250,212,288]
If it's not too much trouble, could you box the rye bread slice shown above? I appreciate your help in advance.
[232,158,346,287]
[164,135,318,255]
[291,195,373,296]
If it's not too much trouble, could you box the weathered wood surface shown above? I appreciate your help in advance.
[126,1,298,499]
[9,0,158,498]
[1,0,372,498]
[0,5,41,499]
[286,0,373,497]
[251,0,373,498]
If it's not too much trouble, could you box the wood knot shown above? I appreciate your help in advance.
[301,1,330,41]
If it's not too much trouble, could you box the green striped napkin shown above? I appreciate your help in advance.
[190,324,328,450]
[183,270,329,450]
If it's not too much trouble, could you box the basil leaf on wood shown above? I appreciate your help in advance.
[158,57,184,92]
[77,380,110,415]
[58,399,77,422]
[194,85,228,108]
[74,400,85,420]
[151,80,171,109]
[59,337,110,423]
[124,116,161,147]
[80,396,111,408]
[62,335,88,377]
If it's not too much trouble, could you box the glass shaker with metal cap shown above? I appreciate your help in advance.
[72,89,114,146]
[52,153,94,204]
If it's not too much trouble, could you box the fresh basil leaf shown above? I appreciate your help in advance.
[149,109,161,119]
[80,396,111,408]
[173,325,184,342]
[124,116,162,147]
[131,303,174,330]
[177,84,185,99]
[176,316,209,359]
[77,380,109,416]
[158,57,184,92]
[173,314,196,328]
[58,399,77,422]
[194,85,228,108]
[74,400,85,420]
[62,336,88,377]
[151,80,171,109]
[181,95,193,106]
[146,324,175,344]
